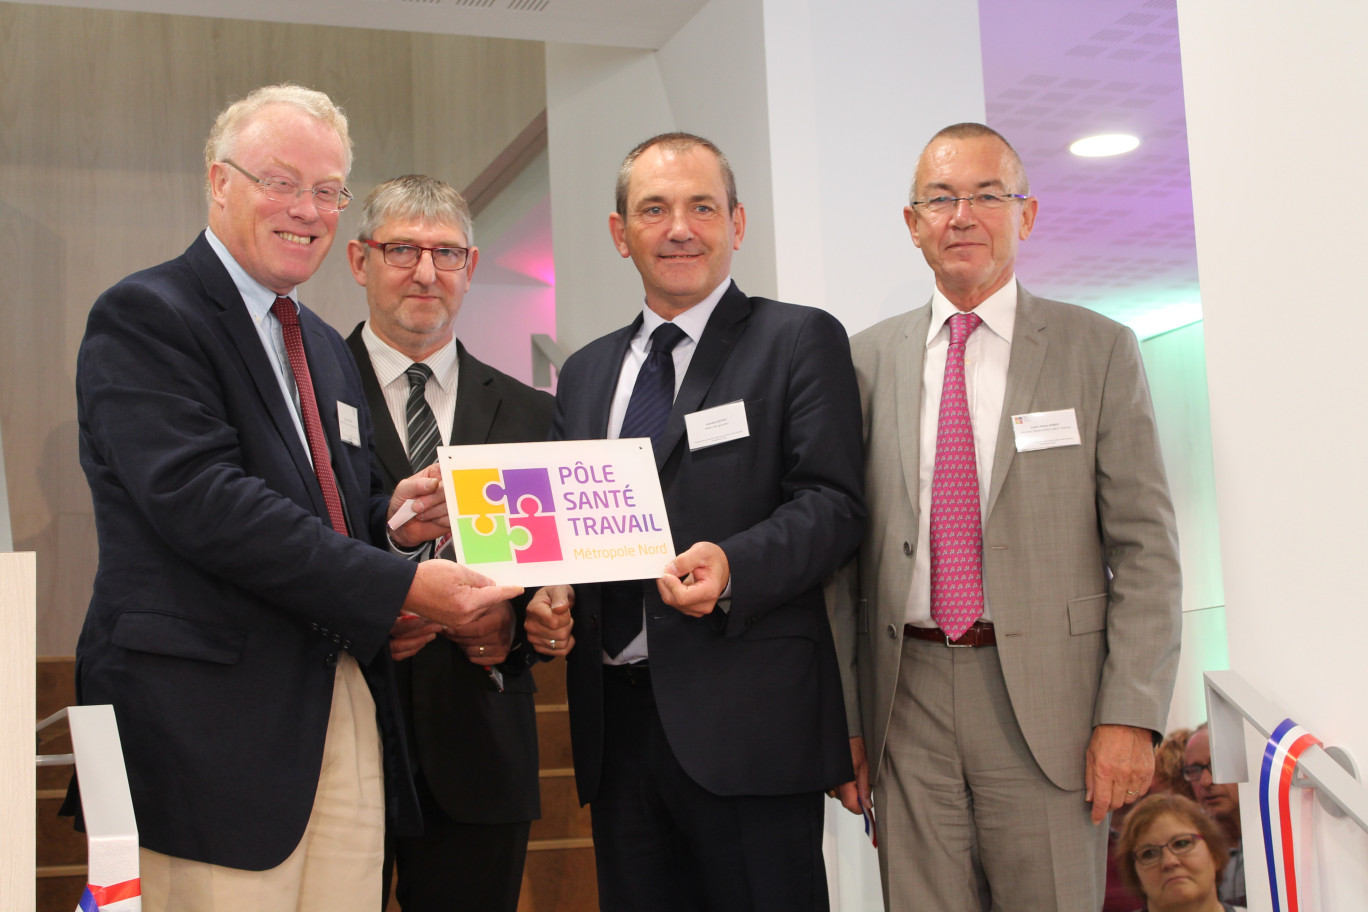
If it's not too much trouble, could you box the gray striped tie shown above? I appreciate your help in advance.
[404,363,441,471]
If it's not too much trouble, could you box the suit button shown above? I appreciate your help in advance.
[886,624,898,639]
[324,651,339,669]
[310,622,320,632]
[903,541,912,556]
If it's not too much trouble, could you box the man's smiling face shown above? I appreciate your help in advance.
[609,143,745,318]
[208,103,347,295]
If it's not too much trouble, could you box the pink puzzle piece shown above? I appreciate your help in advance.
[508,498,563,563]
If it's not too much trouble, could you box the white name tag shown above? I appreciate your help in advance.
[1011,408,1081,452]
[685,400,750,451]
[337,401,361,447]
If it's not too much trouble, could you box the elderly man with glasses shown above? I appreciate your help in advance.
[832,122,1183,910]
[71,85,519,912]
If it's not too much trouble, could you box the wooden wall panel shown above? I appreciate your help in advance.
[0,1,545,653]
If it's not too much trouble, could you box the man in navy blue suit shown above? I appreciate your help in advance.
[526,133,865,911]
[72,84,519,912]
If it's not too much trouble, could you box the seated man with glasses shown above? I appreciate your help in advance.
[1183,725,1245,907]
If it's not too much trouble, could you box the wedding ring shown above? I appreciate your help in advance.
[550,638,558,649]
[478,645,485,656]
[1126,790,1138,796]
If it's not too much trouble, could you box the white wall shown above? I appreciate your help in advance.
[1179,2,1368,907]
[763,0,986,335]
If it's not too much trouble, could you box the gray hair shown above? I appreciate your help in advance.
[615,132,738,219]
[910,122,1029,204]
[204,83,353,197]
[354,175,474,246]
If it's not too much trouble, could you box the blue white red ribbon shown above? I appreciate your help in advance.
[1258,718,1321,912]
[75,878,140,912]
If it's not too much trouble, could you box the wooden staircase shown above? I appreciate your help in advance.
[35,657,597,912]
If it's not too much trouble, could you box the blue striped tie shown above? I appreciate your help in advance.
[618,322,688,450]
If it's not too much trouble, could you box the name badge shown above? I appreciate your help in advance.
[685,400,749,451]
[337,401,361,447]
[1011,408,1081,452]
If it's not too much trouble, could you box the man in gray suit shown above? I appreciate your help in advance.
[833,122,1181,910]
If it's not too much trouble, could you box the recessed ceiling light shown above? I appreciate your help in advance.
[1069,133,1140,157]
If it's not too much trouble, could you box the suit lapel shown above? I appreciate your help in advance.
[895,304,932,516]
[346,325,412,486]
[192,236,319,502]
[450,341,501,446]
[654,283,750,471]
[986,287,1048,520]
[583,316,641,441]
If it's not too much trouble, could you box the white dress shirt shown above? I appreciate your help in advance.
[359,322,460,459]
[205,227,314,461]
[904,278,1019,627]
[602,277,732,665]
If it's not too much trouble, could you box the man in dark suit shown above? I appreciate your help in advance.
[342,174,553,912]
[525,133,865,911]
[73,85,519,912]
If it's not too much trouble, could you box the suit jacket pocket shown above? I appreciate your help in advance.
[112,609,246,664]
[1066,593,1108,635]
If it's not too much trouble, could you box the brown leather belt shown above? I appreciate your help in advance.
[904,621,997,647]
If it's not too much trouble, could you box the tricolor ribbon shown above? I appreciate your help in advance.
[859,795,878,849]
[1258,718,1321,912]
[75,878,141,912]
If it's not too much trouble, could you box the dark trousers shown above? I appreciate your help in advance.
[382,771,531,912]
[591,665,829,912]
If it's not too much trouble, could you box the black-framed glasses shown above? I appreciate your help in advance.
[910,193,1029,215]
[1180,762,1212,783]
[1133,833,1204,867]
[363,240,470,271]
[221,159,352,212]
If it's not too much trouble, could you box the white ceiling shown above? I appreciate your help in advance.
[980,0,1198,336]
[21,0,709,48]
[26,0,1199,335]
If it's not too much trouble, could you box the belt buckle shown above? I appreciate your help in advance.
[945,633,974,648]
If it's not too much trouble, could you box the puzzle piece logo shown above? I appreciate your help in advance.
[451,467,562,564]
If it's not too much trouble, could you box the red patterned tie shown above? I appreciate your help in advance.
[930,311,983,641]
[271,296,349,536]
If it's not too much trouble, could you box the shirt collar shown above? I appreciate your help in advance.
[205,226,295,324]
[635,276,733,349]
[927,277,1018,347]
[361,321,460,392]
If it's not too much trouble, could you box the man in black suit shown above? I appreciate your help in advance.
[525,133,865,911]
[343,174,553,912]
[73,85,519,912]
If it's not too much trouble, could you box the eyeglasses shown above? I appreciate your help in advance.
[910,193,1030,216]
[221,159,352,212]
[1133,833,1204,867]
[1180,762,1212,783]
[363,240,470,272]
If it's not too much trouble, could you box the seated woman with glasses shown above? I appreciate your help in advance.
[1113,793,1246,912]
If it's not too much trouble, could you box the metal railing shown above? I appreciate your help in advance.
[37,704,141,911]
[1204,669,1368,829]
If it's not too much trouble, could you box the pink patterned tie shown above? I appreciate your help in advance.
[930,311,983,641]
[272,296,350,536]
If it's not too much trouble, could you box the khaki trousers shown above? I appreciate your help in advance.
[876,636,1106,911]
[140,654,384,912]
